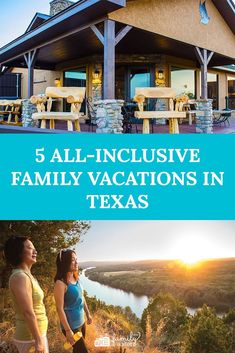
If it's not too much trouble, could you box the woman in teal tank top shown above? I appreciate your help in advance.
[4,236,48,353]
[54,249,92,353]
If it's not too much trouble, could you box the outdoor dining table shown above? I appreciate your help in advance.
[212,109,233,125]
[213,110,229,116]
[0,100,22,125]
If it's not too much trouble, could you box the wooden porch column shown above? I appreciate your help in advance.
[195,47,214,99]
[103,20,115,99]
[24,49,38,98]
[91,21,132,100]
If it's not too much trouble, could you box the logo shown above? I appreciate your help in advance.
[94,336,111,347]
[94,332,141,348]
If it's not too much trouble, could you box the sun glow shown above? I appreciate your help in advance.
[179,255,203,266]
[174,234,211,266]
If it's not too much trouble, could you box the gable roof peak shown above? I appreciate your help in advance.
[25,12,51,33]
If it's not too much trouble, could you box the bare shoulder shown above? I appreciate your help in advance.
[54,279,67,290]
[10,272,31,291]
[10,271,30,283]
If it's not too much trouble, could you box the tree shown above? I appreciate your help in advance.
[184,305,233,353]
[223,308,235,325]
[141,292,188,351]
[0,220,90,288]
[184,288,204,308]
[223,308,235,350]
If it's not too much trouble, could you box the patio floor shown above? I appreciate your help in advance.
[80,112,235,134]
[2,113,234,134]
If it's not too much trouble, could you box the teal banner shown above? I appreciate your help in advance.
[0,134,234,220]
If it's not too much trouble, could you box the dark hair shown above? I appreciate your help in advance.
[4,236,29,267]
[54,249,77,284]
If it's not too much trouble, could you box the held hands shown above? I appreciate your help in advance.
[87,313,92,325]
[66,329,76,346]
[35,338,45,353]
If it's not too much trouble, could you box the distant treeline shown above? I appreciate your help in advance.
[86,259,235,312]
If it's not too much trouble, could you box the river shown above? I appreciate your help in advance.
[80,269,149,318]
[80,269,210,319]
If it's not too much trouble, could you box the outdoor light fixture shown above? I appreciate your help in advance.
[54,78,61,87]
[94,69,100,79]
[92,68,102,85]
[158,70,164,79]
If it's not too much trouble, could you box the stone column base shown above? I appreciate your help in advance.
[94,99,124,134]
[21,99,38,127]
[195,99,213,134]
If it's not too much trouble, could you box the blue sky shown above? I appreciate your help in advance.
[76,221,235,262]
[0,1,50,47]
[0,0,75,47]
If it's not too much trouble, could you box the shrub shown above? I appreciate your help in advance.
[183,305,233,353]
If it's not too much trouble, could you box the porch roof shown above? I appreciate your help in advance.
[0,0,126,69]
[1,26,234,70]
[0,0,234,70]
[113,26,235,67]
[212,0,235,34]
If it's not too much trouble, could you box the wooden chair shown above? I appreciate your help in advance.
[134,87,187,134]
[0,100,22,125]
[30,87,86,131]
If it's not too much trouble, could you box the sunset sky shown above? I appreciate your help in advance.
[76,221,235,263]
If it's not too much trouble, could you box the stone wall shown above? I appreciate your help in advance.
[94,100,124,133]
[195,99,213,134]
[21,100,38,127]
[50,0,74,16]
